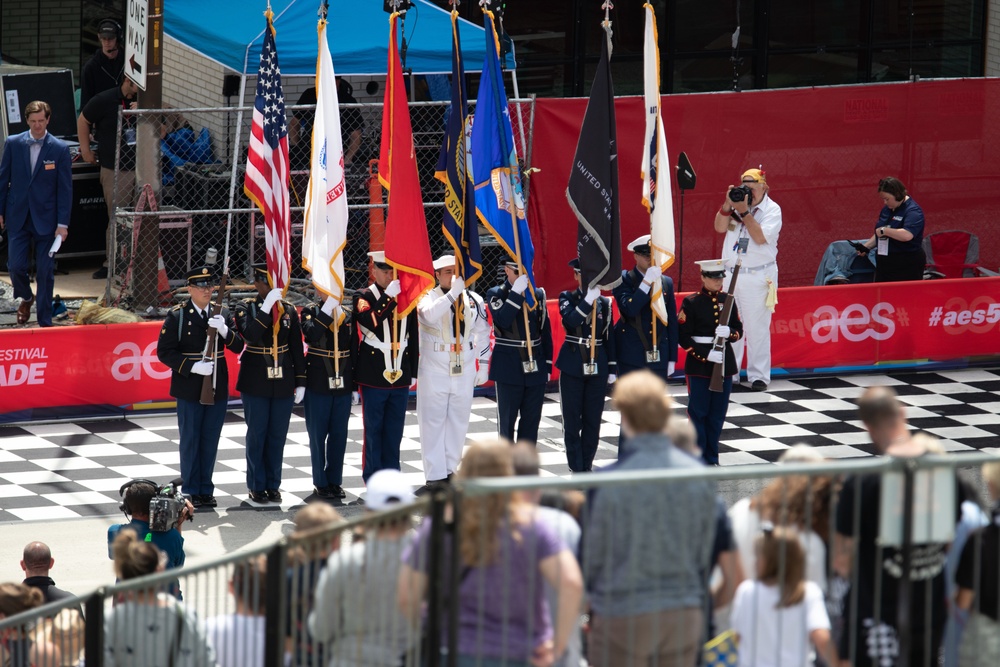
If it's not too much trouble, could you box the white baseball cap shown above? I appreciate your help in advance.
[365,469,415,510]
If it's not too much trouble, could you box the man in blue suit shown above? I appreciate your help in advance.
[612,234,678,383]
[0,100,72,327]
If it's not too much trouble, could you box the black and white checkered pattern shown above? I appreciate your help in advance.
[0,369,997,523]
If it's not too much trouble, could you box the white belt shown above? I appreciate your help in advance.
[564,335,602,346]
[362,330,408,352]
[691,336,714,344]
[431,341,474,352]
[738,260,776,274]
[495,337,541,348]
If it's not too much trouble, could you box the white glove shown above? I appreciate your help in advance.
[321,296,338,316]
[607,373,617,385]
[294,386,305,404]
[668,361,676,376]
[261,288,283,314]
[449,277,465,299]
[715,325,730,339]
[475,365,490,386]
[191,360,214,376]
[351,391,361,405]
[385,280,401,298]
[643,265,662,284]
[584,286,600,305]
[707,349,724,364]
[511,275,529,294]
[207,314,228,338]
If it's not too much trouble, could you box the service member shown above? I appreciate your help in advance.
[612,234,678,382]
[416,255,492,489]
[301,292,357,499]
[156,266,243,508]
[556,258,616,472]
[678,259,744,465]
[232,265,306,504]
[486,261,553,444]
[354,251,418,483]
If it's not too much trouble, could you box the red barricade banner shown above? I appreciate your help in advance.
[2,278,997,417]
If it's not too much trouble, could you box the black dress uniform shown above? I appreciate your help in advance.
[156,268,243,505]
[233,282,306,502]
[301,302,357,498]
[612,266,678,381]
[679,276,743,465]
[556,286,615,472]
[486,279,553,444]
[353,282,418,482]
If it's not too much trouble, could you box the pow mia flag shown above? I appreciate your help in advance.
[566,28,621,290]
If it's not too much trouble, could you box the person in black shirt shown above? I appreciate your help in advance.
[80,19,125,108]
[20,542,75,604]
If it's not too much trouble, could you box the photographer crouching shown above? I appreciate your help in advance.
[107,479,194,599]
[713,168,782,392]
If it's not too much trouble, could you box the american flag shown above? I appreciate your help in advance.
[244,14,291,291]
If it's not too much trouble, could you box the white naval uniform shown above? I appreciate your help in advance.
[722,193,782,385]
[416,286,492,481]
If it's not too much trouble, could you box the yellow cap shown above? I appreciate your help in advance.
[741,168,766,185]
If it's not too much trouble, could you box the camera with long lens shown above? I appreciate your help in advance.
[149,478,190,532]
[728,184,754,204]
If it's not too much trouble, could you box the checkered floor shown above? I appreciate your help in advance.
[0,368,998,523]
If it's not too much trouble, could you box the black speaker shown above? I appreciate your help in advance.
[676,151,697,191]
[223,74,241,98]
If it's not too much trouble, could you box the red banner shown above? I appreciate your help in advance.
[2,278,997,418]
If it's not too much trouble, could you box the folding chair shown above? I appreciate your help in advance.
[922,230,999,279]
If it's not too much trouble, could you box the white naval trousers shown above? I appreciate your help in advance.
[416,362,476,481]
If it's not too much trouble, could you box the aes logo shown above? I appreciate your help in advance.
[111,342,171,381]
[810,302,896,343]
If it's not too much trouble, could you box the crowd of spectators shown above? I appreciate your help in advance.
[1,384,998,667]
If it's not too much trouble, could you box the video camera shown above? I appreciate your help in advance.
[148,478,190,532]
[728,184,754,204]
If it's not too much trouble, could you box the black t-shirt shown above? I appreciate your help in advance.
[956,514,1000,621]
[835,469,969,631]
[81,86,137,171]
[292,86,364,166]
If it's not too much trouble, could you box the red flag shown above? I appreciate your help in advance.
[244,10,291,292]
[378,12,434,316]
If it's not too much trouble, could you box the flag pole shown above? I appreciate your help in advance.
[509,207,535,367]
[449,2,464,363]
[589,304,598,367]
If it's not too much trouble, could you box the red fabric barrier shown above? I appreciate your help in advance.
[2,277,997,416]
[528,79,1000,295]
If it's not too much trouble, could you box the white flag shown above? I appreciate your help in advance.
[303,19,348,303]
[642,3,675,325]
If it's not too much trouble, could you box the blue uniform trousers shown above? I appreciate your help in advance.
[8,221,56,326]
[304,390,352,487]
[686,375,732,465]
[495,382,545,444]
[242,393,294,491]
[360,385,408,482]
[176,397,227,495]
[559,374,606,472]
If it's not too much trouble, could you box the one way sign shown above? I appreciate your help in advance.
[125,0,148,90]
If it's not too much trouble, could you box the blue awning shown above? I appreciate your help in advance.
[163,0,512,76]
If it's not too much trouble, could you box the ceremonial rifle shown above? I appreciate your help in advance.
[709,258,741,393]
[200,266,229,405]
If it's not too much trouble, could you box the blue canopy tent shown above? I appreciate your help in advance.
[163,0,513,75]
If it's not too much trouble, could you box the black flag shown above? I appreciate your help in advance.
[566,30,621,290]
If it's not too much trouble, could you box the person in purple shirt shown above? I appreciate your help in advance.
[398,441,583,667]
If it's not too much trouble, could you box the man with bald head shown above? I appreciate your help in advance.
[21,541,76,603]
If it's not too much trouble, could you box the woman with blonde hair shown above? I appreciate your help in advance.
[730,525,837,667]
[0,582,62,667]
[399,441,584,667]
[103,530,215,667]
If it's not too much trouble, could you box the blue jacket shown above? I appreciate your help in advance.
[612,268,678,371]
[556,289,615,378]
[486,281,552,386]
[0,131,73,234]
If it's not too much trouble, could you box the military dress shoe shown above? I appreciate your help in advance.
[314,486,334,499]
[265,489,282,502]
[200,495,218,508]
[248,490,268,503]
[16,298,33,325]
[190,496,205,508]
[751,380,768,392]
[329,485,346,499]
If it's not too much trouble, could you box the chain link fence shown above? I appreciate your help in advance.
[105,99,536,314]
